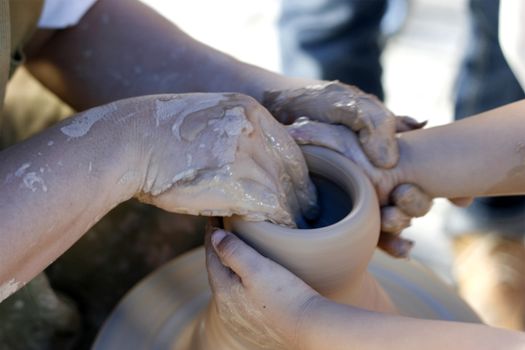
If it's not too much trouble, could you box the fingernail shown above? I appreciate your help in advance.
[211,230,227,249]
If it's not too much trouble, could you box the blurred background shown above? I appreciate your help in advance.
[139,0,525,330]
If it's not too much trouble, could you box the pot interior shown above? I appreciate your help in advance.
[297,174,353,229]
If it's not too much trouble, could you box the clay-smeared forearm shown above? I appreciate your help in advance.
[0,103,141,301]
[397,100,525,199]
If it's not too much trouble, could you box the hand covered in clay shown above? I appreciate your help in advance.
[135,93,317,226]
[263,81,417,169]
[206,228,322,350]
[286,118,431,257]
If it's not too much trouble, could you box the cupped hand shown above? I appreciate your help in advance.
[286,118,431,257]
[134,93,317,226]
[263,81,409,169]
[205,228,323,350]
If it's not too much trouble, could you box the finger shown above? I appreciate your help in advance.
[259,116,318,220]
[228,150,296,224]
[233,152,280,194]
[287,120,377,176]
[354,94,399,169]
[391,184,433,217]
[253,130,304,225]
[378,232,414,258]
[205,229,240,295]
[211,230,270,286]
[287,118,344,151]
[287,120,387,205]
[449,197,474,208]
[395,116,427,132]
[235,125,296,224]
[381,206,412,233]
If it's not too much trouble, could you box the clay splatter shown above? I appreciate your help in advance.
[61,103,117,138]
[15,163,31,177]
[23,172,48,192]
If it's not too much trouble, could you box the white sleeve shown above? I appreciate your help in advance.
[499,0,525,90]
[37,0,98,29]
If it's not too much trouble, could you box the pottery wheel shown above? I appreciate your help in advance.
[93,246,480,349]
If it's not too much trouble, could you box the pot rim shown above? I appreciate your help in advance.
[227,145,378,240]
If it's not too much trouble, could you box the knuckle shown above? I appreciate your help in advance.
[381,207,411,233]
[392,184,432,217]
[217,235,241,261]
[228,93,259,108]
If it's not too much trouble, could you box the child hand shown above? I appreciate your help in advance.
[205,228,323,350]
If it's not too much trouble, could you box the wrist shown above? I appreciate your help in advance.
[94,99,151,203]
[295,296,333,350]
[393,134,418,187]
[114,96,174,200]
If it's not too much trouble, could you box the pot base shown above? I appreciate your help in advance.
[94,247,480,350]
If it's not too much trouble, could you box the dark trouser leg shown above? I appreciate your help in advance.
[452,0,525,238]
[279,0,387,99]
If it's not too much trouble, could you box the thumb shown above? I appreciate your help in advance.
[211,230,268,284]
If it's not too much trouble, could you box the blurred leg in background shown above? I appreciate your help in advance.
[278,0,388,100]
[451,0,525,331]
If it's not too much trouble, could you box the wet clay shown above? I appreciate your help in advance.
[263,81,398,168]
[140,94,316,227]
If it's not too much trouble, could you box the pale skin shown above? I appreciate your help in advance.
[0,0,427,297]
[207,102,525,349]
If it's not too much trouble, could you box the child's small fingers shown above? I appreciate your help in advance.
[380,206,412,233]
[211,230,269,285]
[205,230,239,294]
[378,233,414,258]
[448,197,474,208]
[395,116,427,132]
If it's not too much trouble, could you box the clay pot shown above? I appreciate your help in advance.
[224,145,380,300]
[189,145,385,349]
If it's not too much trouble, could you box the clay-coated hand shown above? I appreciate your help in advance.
[133,93,317,226]
[286,118,431,257]
[206,228,322,350]
[263,81,405,169]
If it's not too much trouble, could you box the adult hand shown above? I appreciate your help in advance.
[206,228,323,350]
[286,118,430,257]
[133,93,317,226]
[263,81,416,169]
